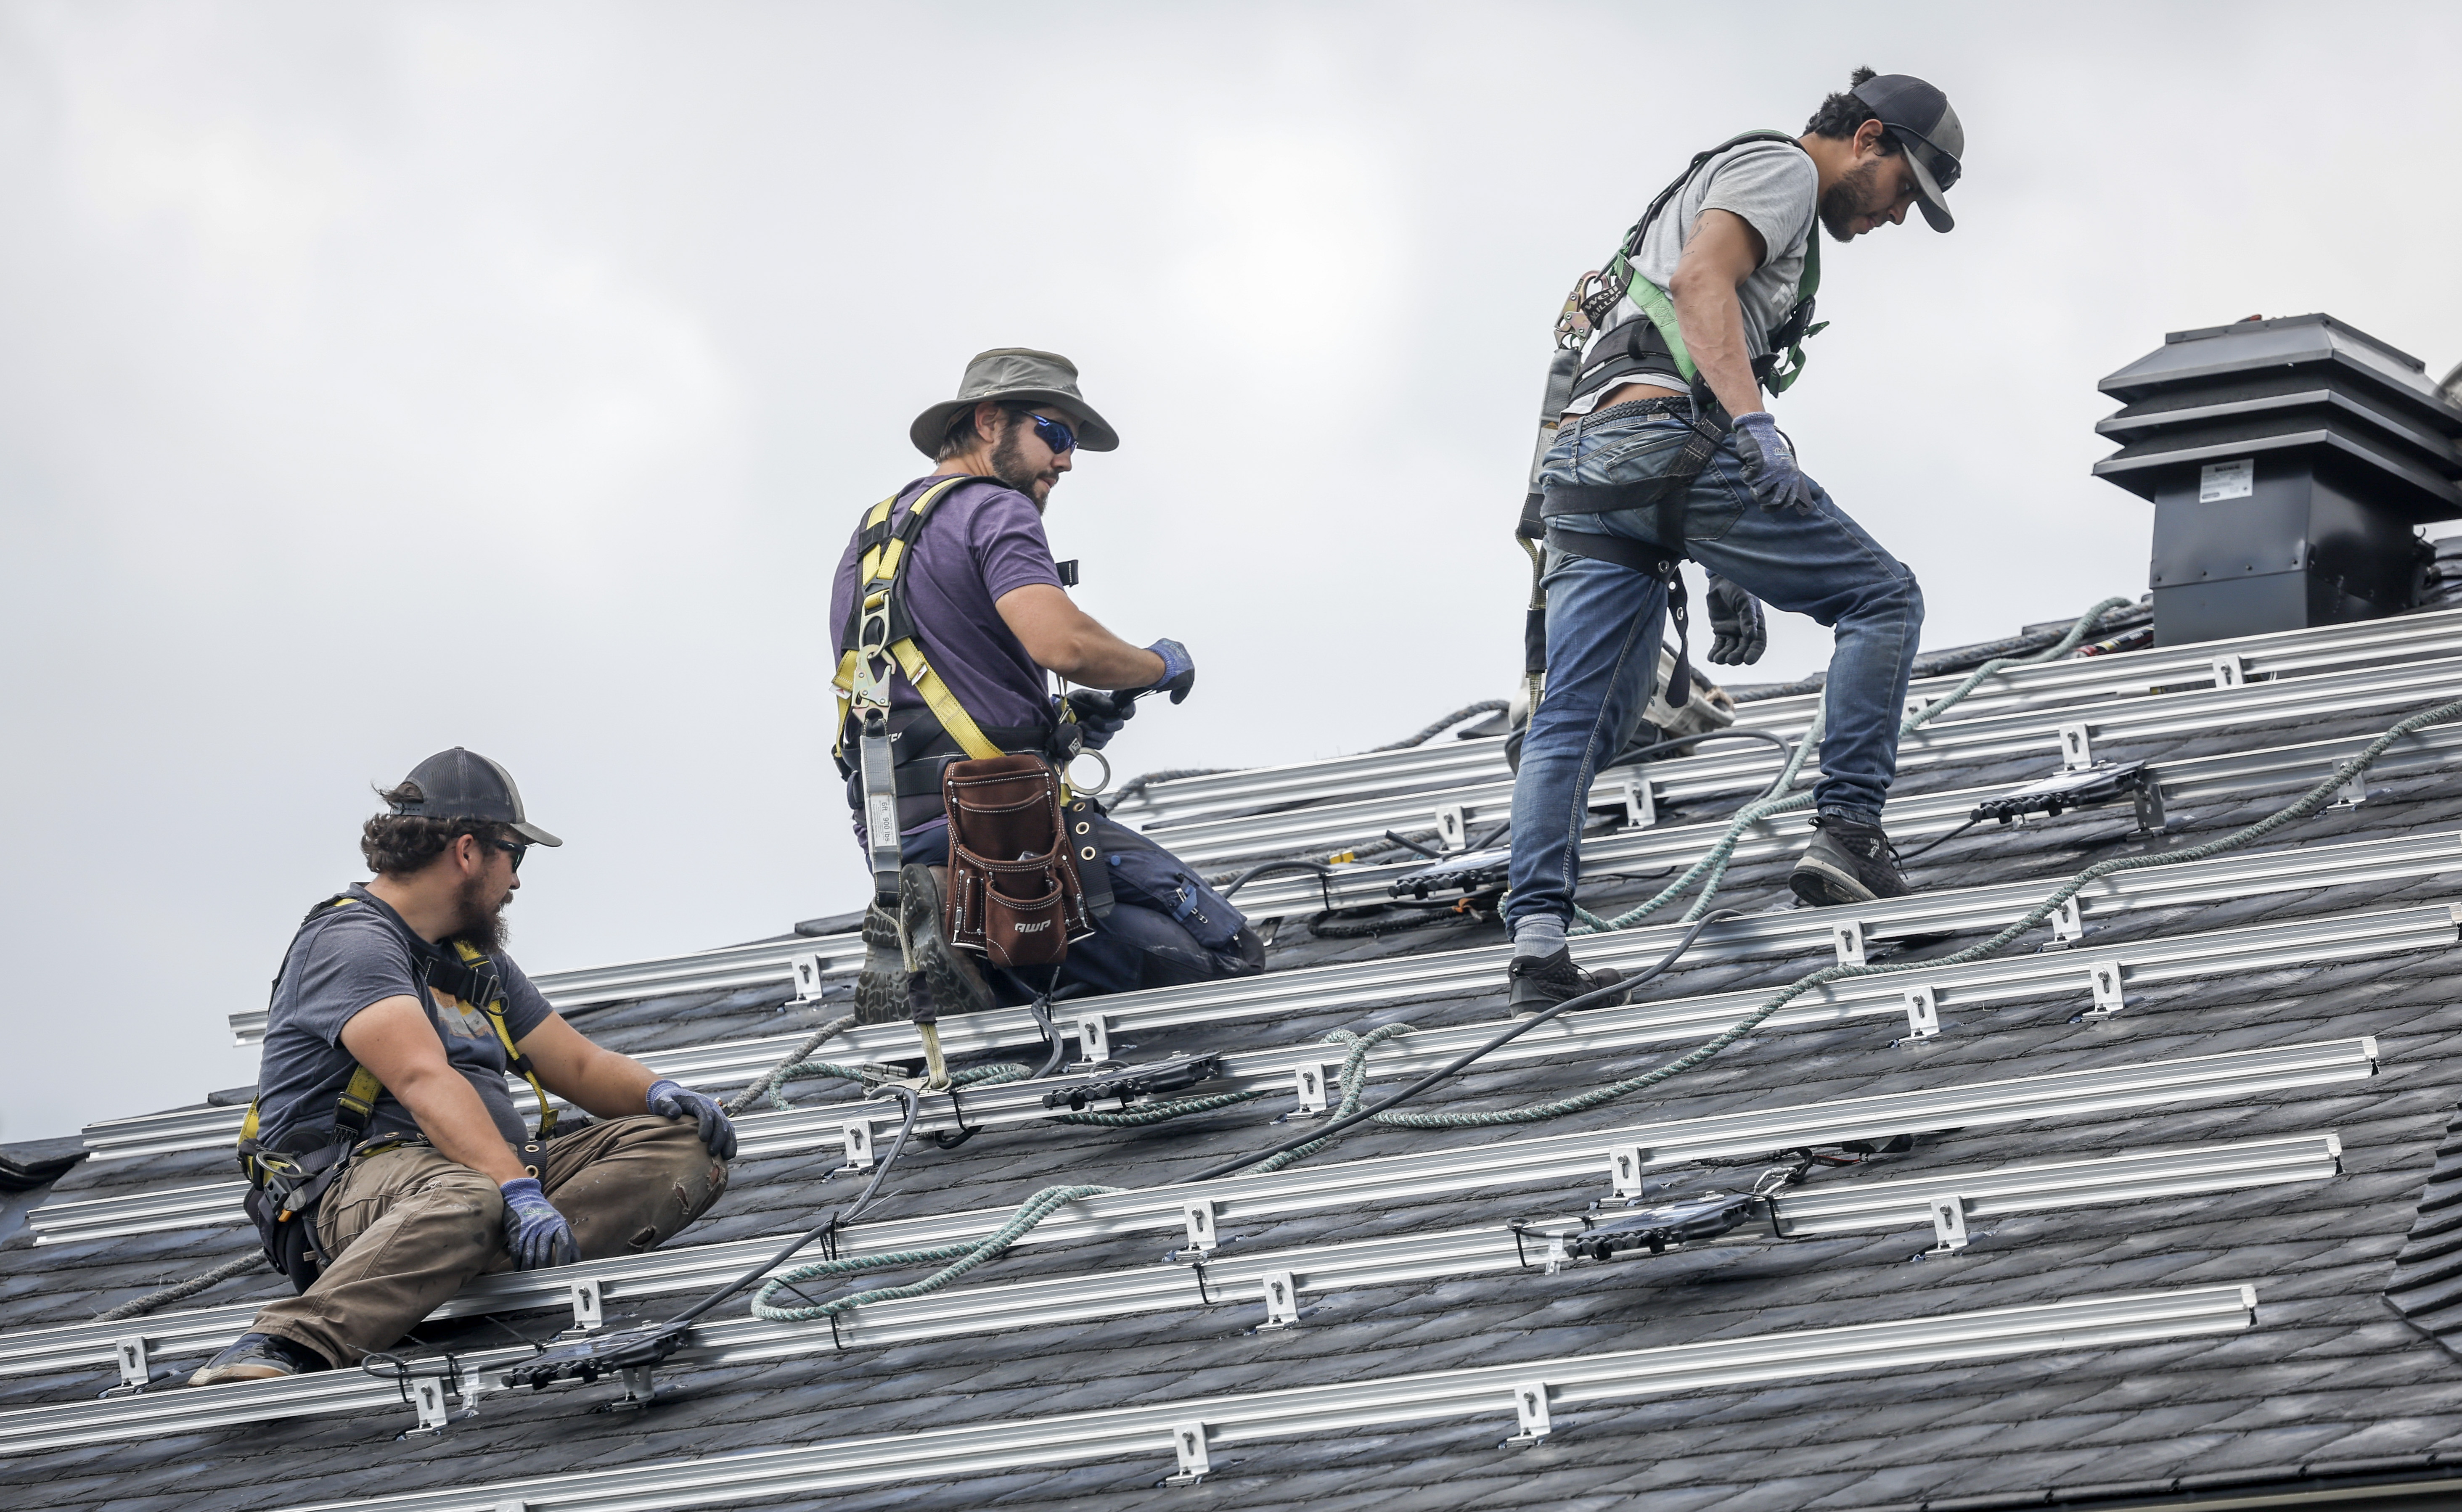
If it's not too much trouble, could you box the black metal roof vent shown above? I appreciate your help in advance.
[2093,313,2462,647]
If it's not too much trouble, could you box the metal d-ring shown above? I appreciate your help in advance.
[1065,747,1113,796]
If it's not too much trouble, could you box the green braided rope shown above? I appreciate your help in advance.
[1382,691,2462,1129]
[749,1182,1122,1323]
[1572,596,2134,936]
[725,1013,859,1116]
[1048,1088,1272,1126]
[1244,1022,1418,1174]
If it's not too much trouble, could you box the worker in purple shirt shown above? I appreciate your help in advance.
[828,348,1263,1021]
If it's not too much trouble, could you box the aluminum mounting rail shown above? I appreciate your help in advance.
[698,902,2449,1164]
[257,1288,2257,1510]
[1142,651,2462,870]
[0,1139,2322,1449]
[152,819,2462,1168]
[20,1020,2375,1285]
[217,715,2462,1049]
[1107,607,2462,832]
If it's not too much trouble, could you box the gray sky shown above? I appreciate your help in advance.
[3,0,2457,1142]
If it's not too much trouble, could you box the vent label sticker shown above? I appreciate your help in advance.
[2200,458,2255,502]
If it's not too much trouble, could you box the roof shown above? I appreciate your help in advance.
[8,576,2462,1512]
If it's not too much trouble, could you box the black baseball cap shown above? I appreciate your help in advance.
[387,748,563,847]
[1850,73,1963,232]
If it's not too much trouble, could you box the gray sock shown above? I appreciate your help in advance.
[1512,915,1567,960]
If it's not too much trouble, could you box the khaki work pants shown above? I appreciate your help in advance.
[253,1114,728,1366]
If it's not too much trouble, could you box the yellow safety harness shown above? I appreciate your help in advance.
[236,895,559,1286]
[833,476,1011,771]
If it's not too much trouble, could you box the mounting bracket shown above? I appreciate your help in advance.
[1608,1144,1650,1200]
[788,952,830,1005]
[1075,1014,1112,1066]
[1505,1381,1554,1446]
[1258,1270,1301,1330]
[2059,722,2094,770]
[1927,1195,1971,1253]
[568,1279,604,1332]
[1435,804,1469,852]
[1831,920,1867,967]
[2087,961,2127,1018]
[111,1336,148,1391]
[1179,1199,1220,1256]
[839,1120,875,1172]
[1901,984,1940,1042]
[1163,1421,1212,1485]
[1290,1063,1332,1115]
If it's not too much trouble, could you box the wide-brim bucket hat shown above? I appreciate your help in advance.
[908,347,1120,457]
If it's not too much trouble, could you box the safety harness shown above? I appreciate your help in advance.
[830,475,1109,912]
[235,893,559,1291]
[1512,130,1829,710]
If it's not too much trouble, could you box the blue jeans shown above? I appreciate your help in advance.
[1505,410,1924,930]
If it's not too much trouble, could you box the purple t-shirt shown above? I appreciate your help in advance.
[831,473,1064,758]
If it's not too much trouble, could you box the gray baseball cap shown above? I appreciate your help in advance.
[1851,73,1964,232]
[387,748,563,847]
[908,347,1120,458]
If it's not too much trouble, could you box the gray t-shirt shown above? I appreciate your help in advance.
[252,886,555,1151]
[1568,138,1819,413]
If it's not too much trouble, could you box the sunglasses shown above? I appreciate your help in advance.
[488,838,528,873]
[1009,409,1077,456]
[1888,124,1961,190]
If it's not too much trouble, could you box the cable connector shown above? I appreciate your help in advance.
[1041,1055,1223,1112]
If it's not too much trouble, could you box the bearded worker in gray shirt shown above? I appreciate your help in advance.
[1504,70,1964,1012]
[191,748,737,1385]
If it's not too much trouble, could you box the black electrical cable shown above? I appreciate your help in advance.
[381,1085,932,1393]
[1381,830,1443,859]
[1893,816,1983,866]
[1615,727,1796,763]
[1191,908,1742,1182]
[1219,858,1338,900]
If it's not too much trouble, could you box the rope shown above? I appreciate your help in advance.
[1571,596,2134,936]
[1728,600,2152,703]
[749,1183,1120,1323]
[1244,1023,1418,1175]
[1374,689,2462,1130]
[1048,1089,1271,1126]
[1369,700,1510,752]
[90,1252,266,1322]
[725,1013,858,1116]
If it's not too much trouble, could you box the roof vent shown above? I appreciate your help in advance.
[2093,313,2462,646]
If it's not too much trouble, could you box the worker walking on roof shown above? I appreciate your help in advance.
[191,750,737,1386]
[1504,70,1962,1011]
[831,348,1263,1023]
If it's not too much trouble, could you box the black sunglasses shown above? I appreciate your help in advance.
[1888,124,1961,190]
[1007,408,1077,455]
[487,838,528,872]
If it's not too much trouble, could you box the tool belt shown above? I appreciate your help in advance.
[941,753,1097,968]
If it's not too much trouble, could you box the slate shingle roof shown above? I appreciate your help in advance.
[8,586,2462,1512]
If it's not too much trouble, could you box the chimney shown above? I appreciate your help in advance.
[2093,314,2462,647]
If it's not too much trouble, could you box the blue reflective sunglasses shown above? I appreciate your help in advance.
[1009,410,1077,455]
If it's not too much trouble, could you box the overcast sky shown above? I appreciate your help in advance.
[3,1,2457,1143]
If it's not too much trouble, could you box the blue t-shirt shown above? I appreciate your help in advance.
[830,476,1066,837]
[251,886,556,1150]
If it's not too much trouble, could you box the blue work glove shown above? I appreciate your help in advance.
[646,1078,738,1160]
[1141,639,1196,704]
[1704,575,1767,666]
[1729,412,1816,516]
[1059,689,1135,750]
[499,1177,580,1270]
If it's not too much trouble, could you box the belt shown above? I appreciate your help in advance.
[1582,395,1695,428]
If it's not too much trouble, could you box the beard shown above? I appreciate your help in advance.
[988,424,1056,509]
[1817,155,1893,241]
[447,868,513,954]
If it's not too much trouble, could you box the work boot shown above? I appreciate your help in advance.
[1790,813,1911,907]
[853,902,907,1026]
[188,1332,328,1388]
[1506,947,1631,1016]
[898,864,998,1018]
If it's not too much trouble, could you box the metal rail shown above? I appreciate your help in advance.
[252,1288,2257,1509]
[26,1026,2376,1279]
[1107,608,2462,832]
[122,817,2462,1166]
[219,714,2462,1048]
[1141,652,2462,869]
[0,1139,2323,1450]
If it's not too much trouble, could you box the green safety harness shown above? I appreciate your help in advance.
[1512,130,1830,711]
[236,892,559,1292]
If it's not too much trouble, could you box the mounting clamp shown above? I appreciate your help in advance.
[1164,1421,1213,1484]
[1505,1381,1554,1446]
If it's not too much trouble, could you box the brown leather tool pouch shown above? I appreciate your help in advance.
[942,753,1095,968]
